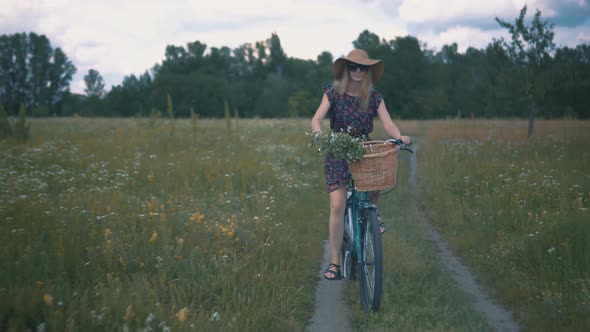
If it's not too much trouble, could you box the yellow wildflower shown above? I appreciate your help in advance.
[149,232,158,243]
[176,307,188,322]
[43,293,53,306]
[219,225,235,239]
[190,212,205,223]
[104,228,112,240]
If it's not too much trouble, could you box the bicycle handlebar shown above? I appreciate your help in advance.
[386,138,414,154]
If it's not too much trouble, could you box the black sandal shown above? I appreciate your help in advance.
[378,215,386,234]
[323,263,342,280]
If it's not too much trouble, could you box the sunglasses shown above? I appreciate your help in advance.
[347,63,370,72]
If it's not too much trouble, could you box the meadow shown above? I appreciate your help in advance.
[0,117,328,331]
[418,119,590,331]
[1,117,588,331]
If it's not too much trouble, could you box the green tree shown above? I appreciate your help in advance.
[43,26,588,120]
[28,33,53,115]
[84,69,105,97]
[0,33,28,114]
[0,104,12,138]
[14,103,30,140]
[81,69,105,116]
[254,73,290,117]
[316,51,334,83]
[288,89,316,117]
[480,41,517,117]
[353,30,380,52]
[0,33,76,116]
[106,73,152,117]
[388,36,428,118]
[495,5,556,118]
[268,33,287,75]
[546,44,590,118]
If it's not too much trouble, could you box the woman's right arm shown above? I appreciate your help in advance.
[310,94,331,133]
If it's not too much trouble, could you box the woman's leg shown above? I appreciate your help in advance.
[326,186,346,277]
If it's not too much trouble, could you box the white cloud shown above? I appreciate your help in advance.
[418,26,509,52]
[1,0,588,94]
[554,23,590,47]
[396,0,586,28]
[173,0,408,60]
[576,31,590,43]
[398,0,526,23]
[14,0,409,92]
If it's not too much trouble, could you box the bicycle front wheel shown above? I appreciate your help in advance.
[341,207,356,280]
[359,208,383,312]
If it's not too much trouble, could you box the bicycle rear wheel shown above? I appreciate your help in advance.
[359,208,383,312]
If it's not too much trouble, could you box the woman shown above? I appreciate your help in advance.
[310,49,411,280]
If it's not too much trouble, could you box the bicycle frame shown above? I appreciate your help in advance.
[341,181,377,279]
[340,139,412,311]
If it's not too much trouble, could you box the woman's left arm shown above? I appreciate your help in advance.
[376,100,411,145]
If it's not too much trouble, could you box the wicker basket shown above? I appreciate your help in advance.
[347,141,399,191]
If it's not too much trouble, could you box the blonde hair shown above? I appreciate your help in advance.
[333,66,374,111]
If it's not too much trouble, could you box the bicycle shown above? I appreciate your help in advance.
[340,138,412,312]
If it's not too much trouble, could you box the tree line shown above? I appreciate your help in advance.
[1,6,589,119]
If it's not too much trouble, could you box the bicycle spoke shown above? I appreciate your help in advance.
[363,265,374,299]
[362,228,375,302]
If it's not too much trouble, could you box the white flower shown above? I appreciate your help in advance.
[210,311,221,321]
[145,313,155,324]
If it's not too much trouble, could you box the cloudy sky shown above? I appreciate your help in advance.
[1,0,589,93]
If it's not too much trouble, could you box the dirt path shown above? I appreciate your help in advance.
[409,142,520,332]
[306,142,519,332]
[306,240,351,332]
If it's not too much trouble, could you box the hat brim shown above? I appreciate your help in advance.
[334,58,384,83]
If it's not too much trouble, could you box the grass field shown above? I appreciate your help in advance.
[347,155,493,331]
[418,119,590,331]
[1,118,588,331]
[0,118,328,331]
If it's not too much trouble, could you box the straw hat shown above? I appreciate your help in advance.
[334,49,384,83]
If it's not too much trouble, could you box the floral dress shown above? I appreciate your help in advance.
[323,84,384,192]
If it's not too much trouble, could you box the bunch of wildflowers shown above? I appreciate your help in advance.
[308,127,367,161]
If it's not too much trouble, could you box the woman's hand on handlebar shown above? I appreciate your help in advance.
[387,136,411,146]
[387,136,413,153]
[400,135,411,145]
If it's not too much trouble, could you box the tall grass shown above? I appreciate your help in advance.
[5,118,586,331]
[418,120,590,331]
[349,122,492,331]
[0,118,327,331]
